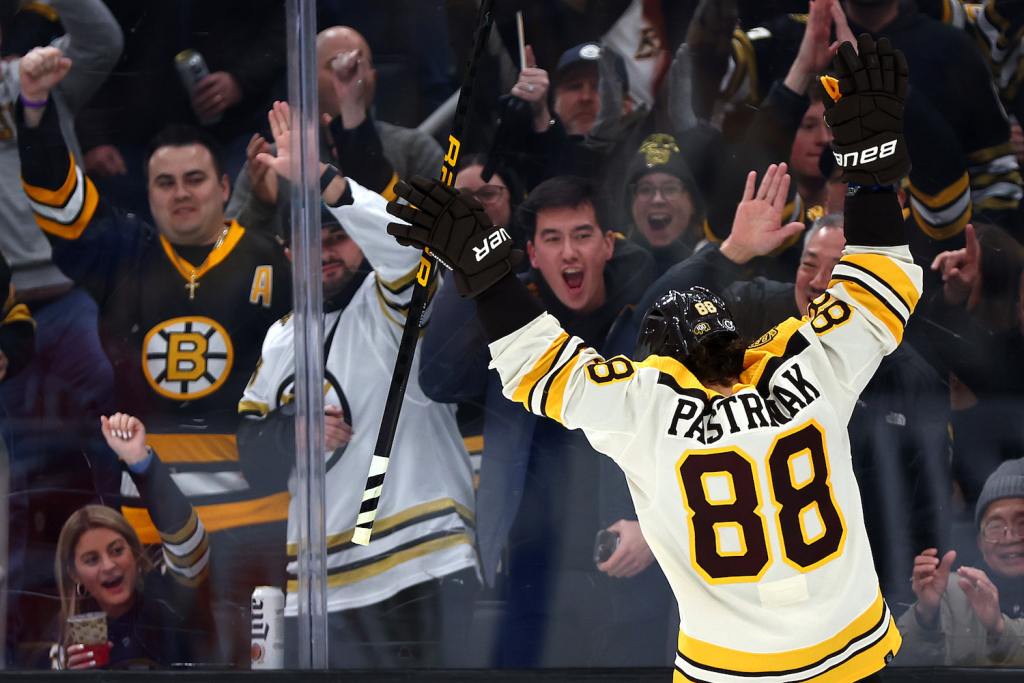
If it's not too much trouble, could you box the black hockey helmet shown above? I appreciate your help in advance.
[635,287,738,362]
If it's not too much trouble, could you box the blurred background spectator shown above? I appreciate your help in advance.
[74,0,287,220]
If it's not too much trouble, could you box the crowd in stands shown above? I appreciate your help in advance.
[0,0,1022,671]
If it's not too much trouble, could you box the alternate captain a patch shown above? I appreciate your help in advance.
[142,316,234,400]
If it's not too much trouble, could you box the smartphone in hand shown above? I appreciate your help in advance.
[594,529,620,564]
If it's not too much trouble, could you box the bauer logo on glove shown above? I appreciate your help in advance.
[386,176,522,298]
[473,227,513,263]
[818,33,910,186]
[833,139,899,169]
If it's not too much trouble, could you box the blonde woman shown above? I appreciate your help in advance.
[51,413,211,669]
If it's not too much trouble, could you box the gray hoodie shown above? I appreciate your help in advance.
[0,0,122,295]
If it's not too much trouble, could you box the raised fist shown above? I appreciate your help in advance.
[19,46,72,103]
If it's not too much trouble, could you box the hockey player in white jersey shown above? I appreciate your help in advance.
[386,35,918,682]
[236,102,477,666]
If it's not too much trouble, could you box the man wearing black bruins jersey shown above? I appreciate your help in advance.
[15,46,291,664]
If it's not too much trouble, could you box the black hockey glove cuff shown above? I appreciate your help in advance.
[386,176,523,298]
[819,34,910,186]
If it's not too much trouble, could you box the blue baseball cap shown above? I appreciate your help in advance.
[554,42,628,90]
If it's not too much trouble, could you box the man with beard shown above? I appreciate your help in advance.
[237,102,478,667]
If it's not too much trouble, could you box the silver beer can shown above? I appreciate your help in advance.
[250,585,284,669]
[174,49,221,125]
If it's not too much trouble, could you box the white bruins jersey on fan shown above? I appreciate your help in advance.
[489,245,922,682]
[240,179,477,615]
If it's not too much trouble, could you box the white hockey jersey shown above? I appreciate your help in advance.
[488,245,922,682]
[240,179,478,615]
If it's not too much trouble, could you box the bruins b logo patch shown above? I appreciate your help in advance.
[142,316,234,400]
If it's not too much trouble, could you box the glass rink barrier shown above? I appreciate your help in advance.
[0,1,1021,681]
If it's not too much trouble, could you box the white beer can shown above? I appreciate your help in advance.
[250,586,284,669]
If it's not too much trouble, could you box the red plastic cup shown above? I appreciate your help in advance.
[80,642,111,667]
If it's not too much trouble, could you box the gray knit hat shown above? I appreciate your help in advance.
[975,458,1024,528]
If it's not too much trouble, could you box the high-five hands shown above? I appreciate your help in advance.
[721,163,805,265]
[257,101,346,203]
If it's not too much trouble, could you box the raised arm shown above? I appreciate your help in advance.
[805,35,922,417]
[49,0,123,112]
[16,47,132,304]
[100,414,210,587]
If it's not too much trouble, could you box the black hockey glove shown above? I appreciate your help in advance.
[386,176,521,298]
[819,34,910,186]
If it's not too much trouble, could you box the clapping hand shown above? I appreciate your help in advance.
[911,548,956,627]
[246,133,279,205]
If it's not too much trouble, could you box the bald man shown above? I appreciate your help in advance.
[226,25,443,236]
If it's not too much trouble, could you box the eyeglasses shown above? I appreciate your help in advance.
[460,185,508,206]
[633,182,686,200]
[980,518,1024,543]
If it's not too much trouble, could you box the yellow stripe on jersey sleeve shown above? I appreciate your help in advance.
[910,171,969,209]
[22,151,78,206]
[967,141,1015,165]
[510,331,569,408]
[2,303,34,327]
[146,433,239,463]
[835,281,903,342]
[544,350,582,425]
[908,172,972,240]
[380,172,401,202]
[27,175,99,241]
[909,200,971,240]
[158,509,202,546]
[378,262,419,294]
[836,254,919,311]
[123,491,290,544]
[238,399,270,417]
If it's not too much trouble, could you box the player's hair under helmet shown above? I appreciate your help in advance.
[635,287,738,363]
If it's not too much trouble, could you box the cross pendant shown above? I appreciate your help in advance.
[186,279,199,300]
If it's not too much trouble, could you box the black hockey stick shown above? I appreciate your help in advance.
[353,0,496,545]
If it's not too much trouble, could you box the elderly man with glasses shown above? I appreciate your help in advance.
[898,457,1024,665]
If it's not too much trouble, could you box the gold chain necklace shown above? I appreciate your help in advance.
[172,227,230,300]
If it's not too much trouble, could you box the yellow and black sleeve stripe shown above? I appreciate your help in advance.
[908,172,973,240]
[829,254,920,344]
[17,101,98,240]
[967,142,1024,213]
